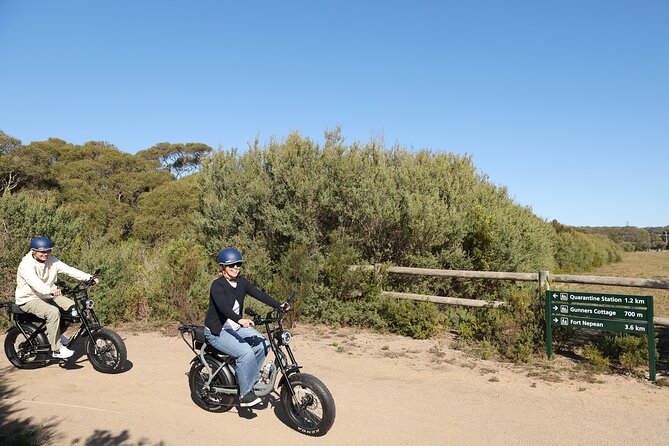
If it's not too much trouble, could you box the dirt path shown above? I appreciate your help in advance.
[1,324,668,446]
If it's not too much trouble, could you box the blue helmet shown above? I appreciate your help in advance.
[217,248,243,265]
[30,236,54,252]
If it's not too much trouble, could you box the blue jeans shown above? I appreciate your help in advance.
[204,326,270,396]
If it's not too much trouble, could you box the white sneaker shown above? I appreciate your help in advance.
[52,346,74,359]
[60,334,70,346]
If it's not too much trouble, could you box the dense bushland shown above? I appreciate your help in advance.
[551,221,623,273]
[583,225,668,251]
[0,129,628,363]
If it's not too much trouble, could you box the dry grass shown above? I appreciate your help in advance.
[561,251,669,317]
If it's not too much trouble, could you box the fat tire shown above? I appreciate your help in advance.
[4,326,48,369]
[86,328,127,374]
[280,373,336,437]
[188,357,235,413]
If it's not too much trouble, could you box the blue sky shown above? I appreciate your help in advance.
[1,1,667,228]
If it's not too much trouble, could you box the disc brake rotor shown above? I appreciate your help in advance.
[294,386,319,410]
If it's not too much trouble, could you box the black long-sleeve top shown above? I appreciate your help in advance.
[204,275,281,336]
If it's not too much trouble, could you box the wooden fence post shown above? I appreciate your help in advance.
[539,270,549,289]
[374,263,383,291]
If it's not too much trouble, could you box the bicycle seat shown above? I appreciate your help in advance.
[193,326,206,344]
[9,303,27,314]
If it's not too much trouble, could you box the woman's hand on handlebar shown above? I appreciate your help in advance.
[238,318,255,328]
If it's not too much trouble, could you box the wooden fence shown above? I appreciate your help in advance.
[355,265,669,326]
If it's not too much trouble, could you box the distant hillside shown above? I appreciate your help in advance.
[580,226,669,251]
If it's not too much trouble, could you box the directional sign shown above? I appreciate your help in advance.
[548,291,650,308]
[550,303,647,321]
[545,290,656,381]
[550,315,648,334]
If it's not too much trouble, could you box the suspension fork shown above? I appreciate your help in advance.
[272,344,302,398]
[71,308,103,351]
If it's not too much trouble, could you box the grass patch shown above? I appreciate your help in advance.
[566,251,669,316]
[654,377,669,387]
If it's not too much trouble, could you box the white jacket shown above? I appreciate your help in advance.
[15,252,92,305]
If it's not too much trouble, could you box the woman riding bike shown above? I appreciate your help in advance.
[203,248,289,407]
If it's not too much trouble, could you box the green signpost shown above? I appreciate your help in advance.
[545,290,656,381]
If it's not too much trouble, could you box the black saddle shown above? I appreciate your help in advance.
[190,325,232,360]
[1,300,74,324]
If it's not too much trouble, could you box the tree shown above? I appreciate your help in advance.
[137,142,213,179]
[53,141,174,238]
[133,174,201,242]
[0,131,25,195]
[0,130,21,155]
[0,139,62,195]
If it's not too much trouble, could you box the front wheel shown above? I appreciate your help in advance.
[86,328,127,374]
[280,373,336,437]
[4,326,48,369]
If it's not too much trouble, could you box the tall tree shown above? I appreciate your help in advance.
[0,131,23,195]
[54,141,174,238]
[0,138,64,195]
[0,130,21,155]
[137,142,213,179]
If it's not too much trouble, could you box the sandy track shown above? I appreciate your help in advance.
[1,324,668,445]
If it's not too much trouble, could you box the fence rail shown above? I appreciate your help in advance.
[355,265,669,326]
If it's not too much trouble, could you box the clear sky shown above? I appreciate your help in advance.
[1,1,667,228]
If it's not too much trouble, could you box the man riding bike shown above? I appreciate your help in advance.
[15,236,99,359]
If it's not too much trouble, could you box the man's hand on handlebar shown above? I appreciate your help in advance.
[281,302,290,313]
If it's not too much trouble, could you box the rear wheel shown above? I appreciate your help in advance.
[280,373,336,436]
[86,328,127,373]
[4,325,48,369]
[188,358,236,412]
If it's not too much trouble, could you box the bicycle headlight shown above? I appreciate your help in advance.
[280,330,292,345]
[85,299,94,309]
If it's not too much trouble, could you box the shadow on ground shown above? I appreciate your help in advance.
[0,366,61,445]
[1,364,155,446]
[70,430,166,446]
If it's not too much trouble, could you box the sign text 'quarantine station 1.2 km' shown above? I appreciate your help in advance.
[549,291,649,307]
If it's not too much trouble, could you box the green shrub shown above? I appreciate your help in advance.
[138,238,213,324]
[615,334,646,372]
[77,239,143,324]
[379,298,440,339]
[581,343,611,373]
[550,221,623,273]
[586,333,647,374]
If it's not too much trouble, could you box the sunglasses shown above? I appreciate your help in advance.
[226,262,243,269]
